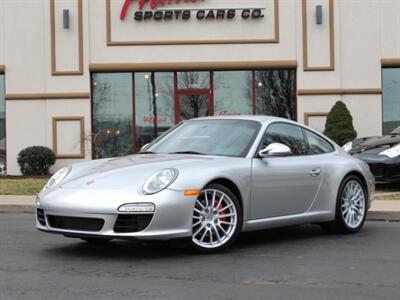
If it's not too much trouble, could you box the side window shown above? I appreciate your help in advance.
[303,129,334,155]
[261,123,307,155]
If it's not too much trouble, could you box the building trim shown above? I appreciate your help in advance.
[50,0,84,76]
[298,88,382,96]
[52,116,85,159]
[89,60,298,72]
[304,112,328,126]
[5,93,90,100]
[0,65,4,74]
[381,58,400,67]
[302,0,335,71]
[106,0,280,46]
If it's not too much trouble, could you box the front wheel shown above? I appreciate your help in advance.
[321,175,367,234]
[190,184,242,253]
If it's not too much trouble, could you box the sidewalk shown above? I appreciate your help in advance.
[0,195,399,220]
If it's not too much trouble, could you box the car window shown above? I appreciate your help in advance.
[303,129,335,155]
[260,123,307,155]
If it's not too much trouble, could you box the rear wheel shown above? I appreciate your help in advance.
[190,184,242,253]
[321,175,367,234]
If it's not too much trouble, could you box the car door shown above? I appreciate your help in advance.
[251,122,323,219]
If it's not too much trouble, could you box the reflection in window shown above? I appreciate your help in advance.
[262,123,307,155]
[214,71,252,115]
[256,70,296,120]
[92,73,133,158]
[303,129,334,155]
[135,72,174,150]
[179,94,209,121]
[383,68,400,134]
[178,72,210,89]
[0,75,5,171]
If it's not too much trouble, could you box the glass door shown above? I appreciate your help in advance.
[178,93,210,121]
[174,71,213,123]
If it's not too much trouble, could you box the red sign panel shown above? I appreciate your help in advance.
[120,0,204,20]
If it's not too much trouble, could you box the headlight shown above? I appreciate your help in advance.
[342,141,353,152]
[46,166,71,189]
[142,168,178,195]
[379,144,400,158]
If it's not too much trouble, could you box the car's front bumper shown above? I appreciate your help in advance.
[36,188,196,241]
[353,153,400,183]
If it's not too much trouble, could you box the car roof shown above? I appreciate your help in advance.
[190,115,288,124]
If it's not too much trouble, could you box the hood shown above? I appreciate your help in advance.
[350,135,400,154]
[59,154,214,190]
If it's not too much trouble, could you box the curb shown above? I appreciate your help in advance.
[367,211,400,222]
[0,205,35,213]
[0,205,399,222]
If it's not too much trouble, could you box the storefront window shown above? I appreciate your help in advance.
[91,69,296,158]
[382,68,400,134]
[135,72,175,151]
[0,75,5,172]
[92,73,133,159]
[214,71,253,115]
[256,70,296,120]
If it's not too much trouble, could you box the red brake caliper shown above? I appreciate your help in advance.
[218,199,226,223]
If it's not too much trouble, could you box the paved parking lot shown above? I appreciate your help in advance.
[0,214,399,300]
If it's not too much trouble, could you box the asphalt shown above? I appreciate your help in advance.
[0,214,399,300]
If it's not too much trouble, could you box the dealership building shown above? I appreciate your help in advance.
[0,0,399,175]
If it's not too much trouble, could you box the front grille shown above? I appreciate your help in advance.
[47,215,104,232]
[114,214,153,233]
[36,209,46,226]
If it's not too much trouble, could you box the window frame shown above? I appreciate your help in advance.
[255,121,335,157]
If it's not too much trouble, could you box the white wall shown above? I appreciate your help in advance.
[2,0,397,174]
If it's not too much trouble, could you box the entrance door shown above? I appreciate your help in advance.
[174,72,213,123]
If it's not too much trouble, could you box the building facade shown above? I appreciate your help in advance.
[0,0,398,175]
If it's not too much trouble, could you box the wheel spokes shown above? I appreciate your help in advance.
[192,189,237,249]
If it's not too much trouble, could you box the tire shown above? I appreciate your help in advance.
[80,237,113,244]
[321,175,368,234]
[190,183,243,253]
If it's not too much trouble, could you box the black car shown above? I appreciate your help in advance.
[344,127,400,182]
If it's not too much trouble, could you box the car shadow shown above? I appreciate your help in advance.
[39,224,349,260]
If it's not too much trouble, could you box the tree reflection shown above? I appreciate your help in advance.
[256,70,296,120]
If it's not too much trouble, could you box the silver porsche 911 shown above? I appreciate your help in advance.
[36,116,375,252]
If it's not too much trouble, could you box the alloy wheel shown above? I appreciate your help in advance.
[341,180,366,229]
[192,188,238,249]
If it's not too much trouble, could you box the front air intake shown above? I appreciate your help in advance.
[113,214,153,233]
[47,215,104,232]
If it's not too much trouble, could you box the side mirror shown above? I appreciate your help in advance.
[258,143,293,158]
[140,143,150,152]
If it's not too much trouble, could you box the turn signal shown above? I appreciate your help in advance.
[184,189,201,196]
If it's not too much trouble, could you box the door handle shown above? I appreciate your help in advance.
[310,168,321,177]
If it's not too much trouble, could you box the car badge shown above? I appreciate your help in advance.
[86,180,95,185]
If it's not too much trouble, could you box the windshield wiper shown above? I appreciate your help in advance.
[169,151,205,155]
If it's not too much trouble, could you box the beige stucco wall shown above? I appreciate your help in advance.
[0,0,397,174]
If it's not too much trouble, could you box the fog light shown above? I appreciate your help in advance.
[118,203,155,213]
[36,196,40,207]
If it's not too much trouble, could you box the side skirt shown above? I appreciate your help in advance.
[242,211,333,232]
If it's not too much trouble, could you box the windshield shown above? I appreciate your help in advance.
[146,119,261,157]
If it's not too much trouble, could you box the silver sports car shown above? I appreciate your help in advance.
[36,116,375,252]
